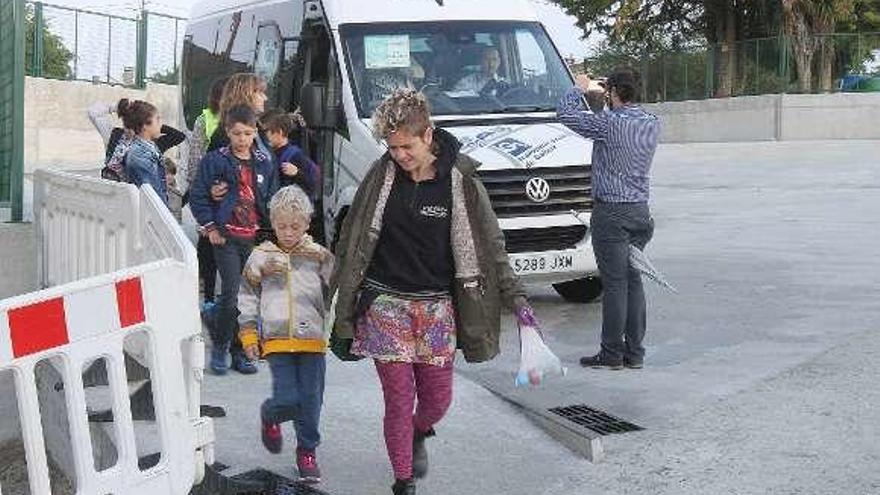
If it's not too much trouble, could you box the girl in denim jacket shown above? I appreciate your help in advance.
[122,100,168,204]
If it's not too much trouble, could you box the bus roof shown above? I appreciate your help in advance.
[190,0,539,25]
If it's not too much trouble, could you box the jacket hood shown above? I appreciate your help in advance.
[431,127,460,179]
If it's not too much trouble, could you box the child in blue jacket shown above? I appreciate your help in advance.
[190,104,280,376]
[262,109,320,203]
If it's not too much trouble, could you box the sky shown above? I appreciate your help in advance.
[45,0,601,82]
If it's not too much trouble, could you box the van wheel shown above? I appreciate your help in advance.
[553,276,603,303]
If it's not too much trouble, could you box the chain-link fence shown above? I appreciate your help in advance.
[24,1,185,87]
[585,33,880,103]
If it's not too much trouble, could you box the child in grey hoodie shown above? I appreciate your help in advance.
[238,185,333,484]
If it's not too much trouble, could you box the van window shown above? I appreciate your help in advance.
[183,1,305,124]
[255,23,283,87]
[340,21,573,117]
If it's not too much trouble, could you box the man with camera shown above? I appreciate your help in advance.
[557,67,661,370]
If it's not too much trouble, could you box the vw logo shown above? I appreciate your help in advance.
[525,177,551,203]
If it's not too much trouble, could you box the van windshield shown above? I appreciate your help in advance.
[340,21,574,118]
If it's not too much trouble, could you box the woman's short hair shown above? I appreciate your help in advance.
[117,99,158,134]
[224,104,258,129]
[371,88,432,140]
[219,73,267,122]
[269,185,314,221]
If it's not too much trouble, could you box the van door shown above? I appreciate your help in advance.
[297,17,348,244]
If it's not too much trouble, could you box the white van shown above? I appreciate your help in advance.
[182,0,601,302]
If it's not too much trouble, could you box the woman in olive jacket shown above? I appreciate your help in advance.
[329,89,537,495]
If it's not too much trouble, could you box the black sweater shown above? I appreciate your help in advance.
[365,129,461,294]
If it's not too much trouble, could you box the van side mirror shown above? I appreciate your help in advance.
[300,82,337,129]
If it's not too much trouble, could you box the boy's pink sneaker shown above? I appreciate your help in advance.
[261,418,282,454]
[296,448,322,484]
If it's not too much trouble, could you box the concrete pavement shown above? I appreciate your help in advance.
[201,140,880,494]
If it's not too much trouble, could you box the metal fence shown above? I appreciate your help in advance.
[1,0,25,219]
[24,1,185,88]
[585,32,880,103]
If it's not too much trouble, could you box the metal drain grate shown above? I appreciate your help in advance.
[548,404,643,435]
[190,465,331,495]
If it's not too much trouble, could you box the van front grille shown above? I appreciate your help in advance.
[478,165,592,218]
[503,225,588,254]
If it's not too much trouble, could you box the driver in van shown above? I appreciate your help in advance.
[452,46,506,96]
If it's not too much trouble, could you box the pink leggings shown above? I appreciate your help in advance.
[375,360,454,480]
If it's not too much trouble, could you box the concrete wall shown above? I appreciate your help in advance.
[16,77,183,222]
[23,77,182,173]
[644,92,880,143]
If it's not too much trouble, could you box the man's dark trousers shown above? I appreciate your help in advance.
[591,201,654,363]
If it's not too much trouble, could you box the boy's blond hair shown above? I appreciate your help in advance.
[269,185,313,223]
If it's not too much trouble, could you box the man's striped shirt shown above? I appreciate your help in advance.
[557,87,660,203]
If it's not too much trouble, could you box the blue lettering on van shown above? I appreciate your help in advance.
[491,137,532,158]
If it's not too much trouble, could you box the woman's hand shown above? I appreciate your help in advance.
[281,162,299,177]
[514,296,539,328]
[207,229,226,246]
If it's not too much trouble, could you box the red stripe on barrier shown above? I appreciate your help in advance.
[116,278,145,328]
[8,298,69,358]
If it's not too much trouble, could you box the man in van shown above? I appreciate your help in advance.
[453,46,506,96]
[556,67,661,370]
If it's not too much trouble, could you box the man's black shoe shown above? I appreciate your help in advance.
[579,354,623,370]
[624,358,644,369]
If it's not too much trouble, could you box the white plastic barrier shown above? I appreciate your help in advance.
[34,169,140,288]
[33,168,198,288]
[0,169,212,494]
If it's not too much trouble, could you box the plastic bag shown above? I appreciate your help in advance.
[515,323,566,387]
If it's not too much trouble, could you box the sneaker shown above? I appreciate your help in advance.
[209,346,228,375]
[392,479,416,495]
[579,353,623,370]
[296,448,321,484]
[261,417,282,454]
[624,357,644,369]
[231,354,258,375]
[412,427,435,479]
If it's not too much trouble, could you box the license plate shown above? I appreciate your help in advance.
[511,253,574,274]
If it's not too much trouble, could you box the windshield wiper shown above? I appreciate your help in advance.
[493,104,556,114]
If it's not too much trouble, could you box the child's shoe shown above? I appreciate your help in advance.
[392,478,416,495]
[209,346,228,375]
[261,417,282,454]
[231,353,258,374]
[296,448,321,484]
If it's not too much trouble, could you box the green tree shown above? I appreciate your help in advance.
[782,0,855,92]
[548,1,779,97]
[25,5,74,79]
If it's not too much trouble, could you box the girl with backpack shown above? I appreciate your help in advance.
[122,100,168,205]
[89,98,186,164]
